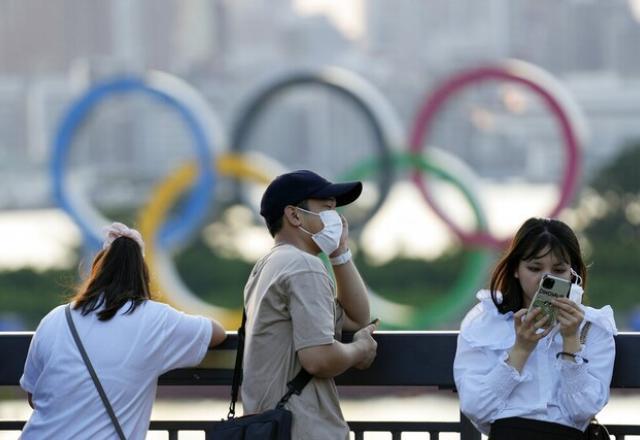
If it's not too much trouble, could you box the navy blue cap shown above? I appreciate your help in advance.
[260,170,362,223]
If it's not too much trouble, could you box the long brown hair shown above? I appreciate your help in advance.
[490,217,587,314]
[72,236,151,321]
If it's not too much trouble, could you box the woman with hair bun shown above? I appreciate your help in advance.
[20,222,226,440]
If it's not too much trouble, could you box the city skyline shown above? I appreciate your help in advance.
[0,0,639,209]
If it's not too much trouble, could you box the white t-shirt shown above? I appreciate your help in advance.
[20,300,212,440]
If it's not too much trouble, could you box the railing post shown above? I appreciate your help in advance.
[460,412,481,440]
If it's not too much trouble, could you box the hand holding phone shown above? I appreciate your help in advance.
[527,274,572,328]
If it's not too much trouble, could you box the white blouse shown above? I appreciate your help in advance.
[454,290,617,435]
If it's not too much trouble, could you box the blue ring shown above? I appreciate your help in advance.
[51,76,215,250]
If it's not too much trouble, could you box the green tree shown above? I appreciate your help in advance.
[582,142,640,320]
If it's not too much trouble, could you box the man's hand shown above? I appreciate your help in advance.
[297,320,379,378]
[330,214,350,258]
[353,321,378,370]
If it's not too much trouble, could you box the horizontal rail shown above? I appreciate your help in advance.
[2,331,640,388]
[2,331,639,439]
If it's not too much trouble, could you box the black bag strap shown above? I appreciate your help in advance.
[65,304,126,440]
[228,307,313,418]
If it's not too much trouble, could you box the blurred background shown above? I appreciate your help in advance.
[0,0,639,437]
[0,0,638,332]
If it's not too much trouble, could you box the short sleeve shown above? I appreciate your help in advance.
[19,307,59,393]
[287,270,336,351]
[20,331,44,393]
[160,306,213,373]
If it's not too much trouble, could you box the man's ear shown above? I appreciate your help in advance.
[283,205,302,227]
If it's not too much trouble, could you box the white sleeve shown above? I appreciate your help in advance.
[160,306,213,373]
[19,330,43,393]
[454,332,531,434]
[555,326,615,425]
[19,309,57,393]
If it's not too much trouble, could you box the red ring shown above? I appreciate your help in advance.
[409,60,584,249]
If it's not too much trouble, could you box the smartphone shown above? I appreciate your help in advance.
[527,274,572,327]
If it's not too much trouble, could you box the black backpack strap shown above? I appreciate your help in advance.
[276,368,313,408]
[65,304,126,440]
[227,308,247,418]
[228,307,313,418]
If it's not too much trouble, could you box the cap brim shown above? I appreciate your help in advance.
[310,181,362,207]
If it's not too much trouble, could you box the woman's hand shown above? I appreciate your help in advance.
[553,297,584,343]
[507,308,552,372]
[514,307,552,352]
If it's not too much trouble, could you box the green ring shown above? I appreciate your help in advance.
[339,152,495,328]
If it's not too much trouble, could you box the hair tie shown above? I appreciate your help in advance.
[102,222,145,255]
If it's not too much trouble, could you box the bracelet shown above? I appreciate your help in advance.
[556,351,589,363]
[330,249,352,266]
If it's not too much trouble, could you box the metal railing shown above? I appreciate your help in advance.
[2,331,640,439]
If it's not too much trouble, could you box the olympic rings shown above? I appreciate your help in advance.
[141,149,494,328]
[338,151,494,328]
[229,67,404,232]
[409,59,587,249]
[51,71,222,250]
[52,61,586,329]
[137,153,275,328]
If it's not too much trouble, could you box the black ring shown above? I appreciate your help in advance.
[229,67,398,232]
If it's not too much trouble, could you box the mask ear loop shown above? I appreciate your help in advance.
[293,207,318,237]
[570,268,582,286]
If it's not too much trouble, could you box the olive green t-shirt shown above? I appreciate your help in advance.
[241,243,348,440]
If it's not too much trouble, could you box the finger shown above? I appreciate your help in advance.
[513,309,527,329]
[538,325,554,339]
[554,297,577,306]
[514,309,527,326]
[552,299,578,313]
[514,309,528,319]
[355,326,373,338]
[554,298,581,312]
[525,308,542,323]
[557,320,573,331]
[555,312,572,325]
[556,307,582,324]
[556,314,575,327]
[534,314,550,328]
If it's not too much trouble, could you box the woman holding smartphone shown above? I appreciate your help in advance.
[453,217,616,440]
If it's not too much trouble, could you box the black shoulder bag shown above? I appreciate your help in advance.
[208,309,312,439]
[65,304,127,440]
[580,321,612,440]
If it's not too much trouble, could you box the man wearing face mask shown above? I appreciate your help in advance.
[241,170,378,440]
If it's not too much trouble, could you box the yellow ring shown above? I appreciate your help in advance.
[137,153,274,328]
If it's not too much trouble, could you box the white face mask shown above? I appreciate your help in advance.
[569,283,583,305]
[297,207,343,255]
[569,268,583,304]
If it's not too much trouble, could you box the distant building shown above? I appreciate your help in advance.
[1,0,640,208]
